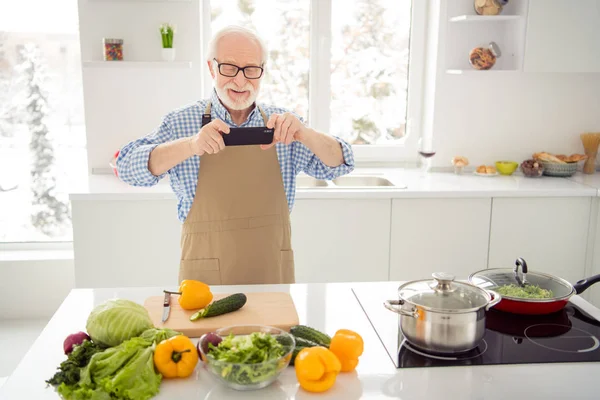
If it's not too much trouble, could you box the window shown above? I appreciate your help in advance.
[210,0,311,118]
[205,0,424,160]
[0,1,86,243]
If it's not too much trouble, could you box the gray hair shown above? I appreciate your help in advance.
[207,25,268,65]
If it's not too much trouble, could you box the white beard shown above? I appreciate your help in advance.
[215,81,259,111]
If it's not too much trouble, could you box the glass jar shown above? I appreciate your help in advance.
[103,38,123,61]
[469,41,501,70]
[474,0,509,15]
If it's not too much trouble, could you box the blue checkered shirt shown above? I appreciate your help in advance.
[116,89,355,222]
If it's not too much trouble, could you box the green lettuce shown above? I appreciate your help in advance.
[53,328,180,400]
[207,332,286,385]
[86,299,154,348]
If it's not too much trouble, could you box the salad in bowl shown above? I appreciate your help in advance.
[197,325,295,391]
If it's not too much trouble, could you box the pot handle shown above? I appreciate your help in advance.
[485,290,502,311]
[383,300,419,319]
[573,274,600,294]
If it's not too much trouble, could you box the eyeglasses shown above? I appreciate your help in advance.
[213,58,264,79]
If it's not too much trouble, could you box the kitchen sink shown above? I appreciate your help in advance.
[296,176,329,188]
[332,176,395,187]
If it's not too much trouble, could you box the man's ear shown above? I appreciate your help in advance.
[207,60,215,79]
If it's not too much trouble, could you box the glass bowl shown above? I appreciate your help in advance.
[197,325,295,391]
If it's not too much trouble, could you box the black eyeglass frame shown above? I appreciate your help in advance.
[212,58,264,79]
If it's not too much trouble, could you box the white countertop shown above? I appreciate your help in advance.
[68,169,600,201]
[2,282,600,400]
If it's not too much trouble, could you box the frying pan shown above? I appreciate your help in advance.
[468,257,600,315]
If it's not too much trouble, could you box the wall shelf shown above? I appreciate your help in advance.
[89,0,192,3]
[446,69,519,75]
[449,15,522,22]
[82,61,192,69]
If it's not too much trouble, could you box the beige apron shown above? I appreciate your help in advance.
[178,102,295,285]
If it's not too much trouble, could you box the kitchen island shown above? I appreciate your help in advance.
[2,282,600,400]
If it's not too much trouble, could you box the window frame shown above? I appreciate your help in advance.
[201,0,427,164]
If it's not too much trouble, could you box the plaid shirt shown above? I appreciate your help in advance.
[116,89,355,222]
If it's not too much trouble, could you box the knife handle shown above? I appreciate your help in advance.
[163,291,171,306]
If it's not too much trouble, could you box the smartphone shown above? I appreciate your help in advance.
[223,127,274,146]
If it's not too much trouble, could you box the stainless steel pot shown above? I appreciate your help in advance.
[384,272,501,354]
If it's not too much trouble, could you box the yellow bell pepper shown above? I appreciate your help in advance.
[153,335,198,378]
[165,279,213,310]
[329,329,364,372]
[294,346,341,393]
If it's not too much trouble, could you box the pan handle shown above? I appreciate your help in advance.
[384,300,419,319]
[573,274,600,295]
[485,290,502,311]
[514,258,528,286]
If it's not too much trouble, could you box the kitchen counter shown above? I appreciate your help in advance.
[2,282,600,400]
[68,169,600,201]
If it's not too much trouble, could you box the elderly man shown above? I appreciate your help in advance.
[116,25,354,286]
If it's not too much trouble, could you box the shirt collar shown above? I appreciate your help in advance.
[210,88,259,126]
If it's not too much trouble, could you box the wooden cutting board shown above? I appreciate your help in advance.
[143,292,299,338]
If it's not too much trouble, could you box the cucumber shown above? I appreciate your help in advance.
[290,325,331,347]
[293,336,320,348]
[190,293,247,321]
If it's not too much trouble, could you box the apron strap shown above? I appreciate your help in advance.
[202,101,269,126]
[256,105,268,126]
[202,102,212,127]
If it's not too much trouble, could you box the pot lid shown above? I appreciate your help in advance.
[468,258,573,299]
[398,272,491,311]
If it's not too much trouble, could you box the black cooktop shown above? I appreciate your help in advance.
[352,286,600,369]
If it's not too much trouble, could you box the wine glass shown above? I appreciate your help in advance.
[417,137,436,174]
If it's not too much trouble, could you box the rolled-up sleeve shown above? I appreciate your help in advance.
[116,117,174,186]
[293,136,355,180]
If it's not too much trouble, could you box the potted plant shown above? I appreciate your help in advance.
[160,23,175,61]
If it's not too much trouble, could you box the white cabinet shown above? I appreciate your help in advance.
[524,0,600,73]
[488,197,592,284]
[72,199,182,288]
[389,198,492,282]
[290,199,391,283]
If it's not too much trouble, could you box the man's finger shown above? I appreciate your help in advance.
[211,133,225,151]
[281,119,293,145]
[266,114,278,129]
[260,142,277,150]
[212,119,230,134]
[274,115,286,141]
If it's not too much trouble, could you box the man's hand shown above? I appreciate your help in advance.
[189,119,230,156]
[261,112,310,150]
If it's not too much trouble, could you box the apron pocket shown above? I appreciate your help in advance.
[179,259,221,285]
[280,250,295,284]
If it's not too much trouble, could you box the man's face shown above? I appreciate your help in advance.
[210,34,263,111]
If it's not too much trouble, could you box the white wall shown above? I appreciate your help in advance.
[0,258,74,319]
[77,0,203,173]
[431,0,600,168]
[432,73,600,167]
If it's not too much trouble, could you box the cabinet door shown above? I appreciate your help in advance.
[72,199,182,288]
[488,197,592,284]
[524,0,600,73]
[290,199,391,283]
[390,198,492,282]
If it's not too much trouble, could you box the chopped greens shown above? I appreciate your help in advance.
[496,283,553,299]
[46,339,103,387]
[206,332,287,385]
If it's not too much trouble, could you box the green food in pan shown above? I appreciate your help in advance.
[496,284,554,299]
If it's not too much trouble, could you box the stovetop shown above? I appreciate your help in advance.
[352,285,600,369]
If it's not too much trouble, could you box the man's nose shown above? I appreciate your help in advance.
[233,70,247,87]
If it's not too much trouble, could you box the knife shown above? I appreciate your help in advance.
[162,291,171,323]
